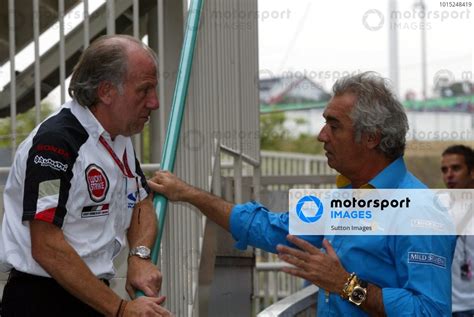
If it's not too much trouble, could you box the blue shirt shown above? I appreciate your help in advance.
[230,157,456,316]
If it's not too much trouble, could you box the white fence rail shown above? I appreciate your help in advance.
[257,285,318,317]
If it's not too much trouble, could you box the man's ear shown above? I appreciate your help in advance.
[364,132,381,150]
[97,81,116,105]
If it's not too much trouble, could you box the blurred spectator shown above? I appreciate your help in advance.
[441,145,474,317]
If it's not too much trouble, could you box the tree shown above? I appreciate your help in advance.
[260,112,323,154]
[0,103,55,148]
[260,112,289,150]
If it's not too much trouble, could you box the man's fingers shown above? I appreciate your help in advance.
[278,253,309,270]
[154,304,172,316]
[155,296,166,305]
[286,235,320,255]
[281,267,311,281]
[142,286,158,297]
[322,239,338,260]
[147,180,165,193]
[277,244,311,263]
[126,284,136,299]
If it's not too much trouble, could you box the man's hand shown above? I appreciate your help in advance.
[125,296,173,316]
[126,256,162,298]
[276,235,349,294]
[147,170,234,231]
[147,171,193,201]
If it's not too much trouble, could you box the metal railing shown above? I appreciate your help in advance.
[257,285,319,317]
[254,261,304,313]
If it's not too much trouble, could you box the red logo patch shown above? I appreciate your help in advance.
[85,164,109,202]
[36,144,71,158]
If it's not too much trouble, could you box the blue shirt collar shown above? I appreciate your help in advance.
[367,156,407,189]
[337,156,407,189]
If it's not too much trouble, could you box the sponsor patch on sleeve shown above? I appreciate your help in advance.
[34,155,68,172]
[408,252,447,268]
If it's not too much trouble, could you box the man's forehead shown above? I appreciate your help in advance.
[442,153,467,166]
[323,94,357,119]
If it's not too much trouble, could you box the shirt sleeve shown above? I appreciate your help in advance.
[230,201,324,253]
[134,156,150,200]
[382,234,456,316]
[22,132,79,228]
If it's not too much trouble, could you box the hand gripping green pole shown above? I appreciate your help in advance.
[135,0,204,298]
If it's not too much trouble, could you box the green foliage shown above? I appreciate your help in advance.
[260,112,288,150]
[0,103,55,148]
[260,112,323,154]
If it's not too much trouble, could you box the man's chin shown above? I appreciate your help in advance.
[326,158,335,169]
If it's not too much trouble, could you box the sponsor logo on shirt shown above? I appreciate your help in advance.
[85,164,109,203]
[81,204,110,218]
[128,192,137,209]
[35,144,71,158]
[408,252,446,268]
[34,155,68,172]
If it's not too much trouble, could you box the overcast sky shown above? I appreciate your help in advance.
[258,0,473,98]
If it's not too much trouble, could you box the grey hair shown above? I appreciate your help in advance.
[333,71,408,160]
[68,34,158,108]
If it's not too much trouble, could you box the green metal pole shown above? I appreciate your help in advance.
[135,0,204,298]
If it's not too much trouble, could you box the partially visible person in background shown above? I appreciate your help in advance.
[441,145,474,317]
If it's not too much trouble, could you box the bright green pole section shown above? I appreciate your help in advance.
[135,0,204,298]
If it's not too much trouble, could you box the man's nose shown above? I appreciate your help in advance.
[447,169,454,178]
[317,125,328,142]
[147,89,159,110]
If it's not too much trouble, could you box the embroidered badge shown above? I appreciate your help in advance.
[34,155,68,172]
[85,164,109,202]
[81,204,110,218]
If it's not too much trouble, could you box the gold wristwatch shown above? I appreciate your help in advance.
[341,272,368,306]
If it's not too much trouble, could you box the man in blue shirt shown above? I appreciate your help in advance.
[148,72,456,316]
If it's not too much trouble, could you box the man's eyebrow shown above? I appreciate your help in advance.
[136,81,156,89]
[324,115,340,123]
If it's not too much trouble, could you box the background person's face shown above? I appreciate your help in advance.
[317,93,366,176]
[110,49,159,137]
[441,154,473,188]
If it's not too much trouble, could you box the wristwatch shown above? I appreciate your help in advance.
[341,272,368,306]
[129,246,151,259]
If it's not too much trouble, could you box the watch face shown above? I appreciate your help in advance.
[351,287,367,303]
[133,246,151,258]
